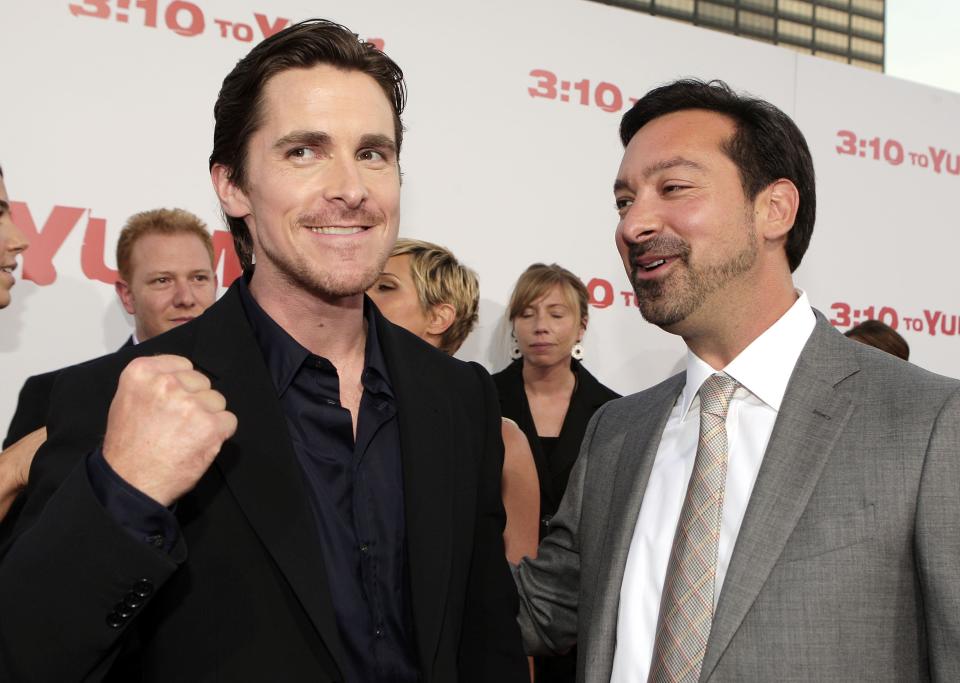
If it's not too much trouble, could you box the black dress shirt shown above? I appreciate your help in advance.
[237,277,418,683]
[88,275,419,683]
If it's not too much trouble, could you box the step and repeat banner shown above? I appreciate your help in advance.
[2,0,959,422]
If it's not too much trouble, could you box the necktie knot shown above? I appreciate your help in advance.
[699,373,737,418]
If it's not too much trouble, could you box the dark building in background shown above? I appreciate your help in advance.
[589,0,885,72]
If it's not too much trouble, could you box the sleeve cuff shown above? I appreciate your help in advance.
[86,448,181,554]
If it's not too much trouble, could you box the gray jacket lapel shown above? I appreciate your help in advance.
[701,314,859,681]
[585,374,684,683]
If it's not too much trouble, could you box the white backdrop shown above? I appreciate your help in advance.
[2,0,959,424]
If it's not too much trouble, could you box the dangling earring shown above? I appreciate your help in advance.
[571,342,584,360]
[510,334,522,360]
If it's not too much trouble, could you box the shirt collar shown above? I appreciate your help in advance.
[680,290,816,419]
[236,270,392,398]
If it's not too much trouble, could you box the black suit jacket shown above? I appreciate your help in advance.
[0,286,526,682]
[4,337,133,448]
[493,359,619,527]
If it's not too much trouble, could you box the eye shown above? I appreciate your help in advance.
[193,274,210,282]
[662,183,688,194]
[288,147,317,161]
[358,149,385,162]
[152,277,170,285]
[376,281,395,292]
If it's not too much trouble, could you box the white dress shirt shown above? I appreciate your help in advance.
[610,292,816,682]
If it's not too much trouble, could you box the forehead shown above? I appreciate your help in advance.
[384,253,414,280]
[129,232,212,273]
[258,64,395,141]
[618,109,737,179]
[530,282,576,310]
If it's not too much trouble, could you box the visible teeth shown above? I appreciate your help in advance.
[308,226,364,235]
[0,266,14,273]
[643,259,666,270]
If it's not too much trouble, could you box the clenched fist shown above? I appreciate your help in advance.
[102,355,237,507]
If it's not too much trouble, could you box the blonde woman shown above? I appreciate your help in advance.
[368,238,540,566]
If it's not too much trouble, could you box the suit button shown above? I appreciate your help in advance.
[146,534,165,549]
[123,593,143,610]
[132,579,154,598]
[114,602,134,619]
[106,612,125,629]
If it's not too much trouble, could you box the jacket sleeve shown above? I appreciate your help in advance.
[514,402,607,656]
[0,361,183,682]
[3,372,56,449]
[456,363,528,682]
[915,385,960,681]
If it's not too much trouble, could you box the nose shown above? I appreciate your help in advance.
[533,311,550,334]
[617,195,662,247]
[323,155,368,209]
[172,278,198,308]
[2,218,29,257]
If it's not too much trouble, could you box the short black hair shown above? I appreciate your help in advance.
[209,18,406,270]
[620,79,815,272]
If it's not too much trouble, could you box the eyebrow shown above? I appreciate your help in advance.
[273,130,331,151]
[613,157,706,193]
[272,131,397,155]
[359,134,397,154]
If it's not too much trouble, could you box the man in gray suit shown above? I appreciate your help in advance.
[514,79,960,682]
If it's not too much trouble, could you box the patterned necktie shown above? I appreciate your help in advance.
[648,372,738,683]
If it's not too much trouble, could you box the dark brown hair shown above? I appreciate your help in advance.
[209,19,406,269]
[845,320,909,361]
[621,79,815,272]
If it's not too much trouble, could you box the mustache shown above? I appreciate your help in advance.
[297,209,384,227]
[627,236,691,268]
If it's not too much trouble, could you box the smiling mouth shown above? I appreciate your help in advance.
[1,264,16,274]
[307,226,367,235]
[636,256,678,274]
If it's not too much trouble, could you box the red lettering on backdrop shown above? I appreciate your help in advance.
[586,277,614,309]
[213,230,242,287]
[254,13,290,39]
[81,216,119,284]
[10,203,85,285]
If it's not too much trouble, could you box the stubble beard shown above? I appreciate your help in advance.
[259,209,394,300]
[630,222,759,328]
[265,242,390,300]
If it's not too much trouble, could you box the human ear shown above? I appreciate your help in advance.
[115,280,136,315]
[426,303,456,336]
[756,178,799,242]
[211,164,252,220]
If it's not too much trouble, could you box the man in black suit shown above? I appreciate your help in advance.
[3,208,217,449]
[0,18,526,682]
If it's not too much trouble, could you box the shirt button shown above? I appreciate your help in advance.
[375,627,384,638]
[359,543,369,553]
[132,579,154,598]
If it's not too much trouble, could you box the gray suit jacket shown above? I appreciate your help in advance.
[516,314,960,682]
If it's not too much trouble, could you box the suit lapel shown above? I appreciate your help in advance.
[190,288,349,676]
[701,316,859,681]
[585,375,684,683]
[377,318,454,676]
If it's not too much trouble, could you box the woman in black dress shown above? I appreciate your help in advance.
[493,263,619,683]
